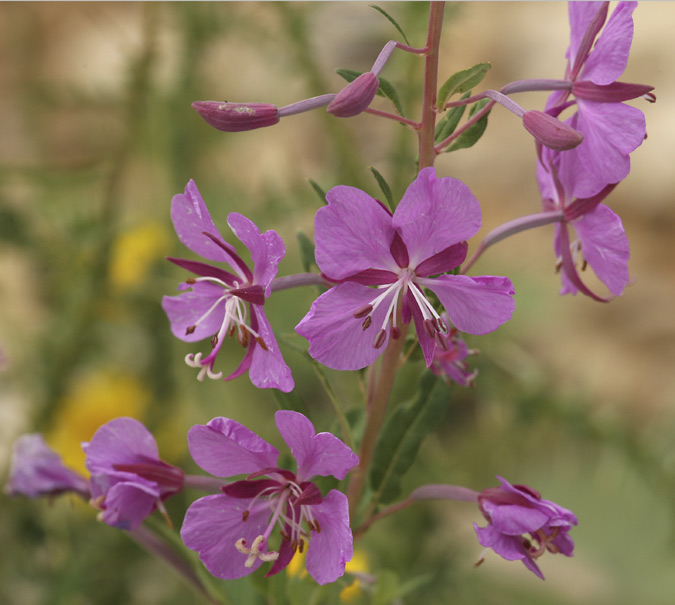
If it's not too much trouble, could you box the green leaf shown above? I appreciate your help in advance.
[307,178,327,204]
[369,4,410,45]
[434,91,469,144]
[296,230,316,273]
[271,387,310,418]
[369,372,451,505]
[369,166,394,210]
[336,68,406,117]
[437,62,491,110]
[444,98,491,153]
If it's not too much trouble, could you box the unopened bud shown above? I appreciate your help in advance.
[192,101,280,132]
[327,72,379,118]
[522,110,583,151]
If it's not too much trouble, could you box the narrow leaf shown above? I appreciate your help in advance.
[296,230,316,273]
[307,178,327,204]
[369,372,451,505]
[369,4,410,45]
[434,91,469,143]
[445,98,491,153]
[370,166,394,210]
[336,68,406,117]
[437,62,491,110]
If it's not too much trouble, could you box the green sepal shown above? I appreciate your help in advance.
[437,62,491,110]
[369,4,410,45]
[444,98,491,153]
[296,230,316,273]
[370,166,394,210]
[369,372,451,505]
[336,68,406,117]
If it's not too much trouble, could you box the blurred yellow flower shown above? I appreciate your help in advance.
[46,369,150,474]
[340,550,369,602]
[286,540,308,579]
[108,222,170,290]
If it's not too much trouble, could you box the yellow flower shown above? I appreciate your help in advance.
[108,222,170,290]
[286,540,308,579]
[46,369,150,474]
[340,550,369,602]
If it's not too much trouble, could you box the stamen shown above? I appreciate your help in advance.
[354,304,373,319]
[242,510,249,522]
[373,329,387,349]
[390,326,401,340]
[255,336,269,351]
[186,325,196,335]
[156,499,173,530]
[235,535,279,568]
[362,316,372,330]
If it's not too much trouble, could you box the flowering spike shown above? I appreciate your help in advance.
[192,102,280,132]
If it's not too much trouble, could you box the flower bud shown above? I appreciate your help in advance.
[192,101,280,132]
[572,80,655,103]
[326,72,379,118]
[522,110,583,151]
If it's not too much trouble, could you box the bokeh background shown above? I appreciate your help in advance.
[1,2,674,604]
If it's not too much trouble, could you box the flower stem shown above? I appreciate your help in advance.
[183,474,228,492]
[270,273,331,292]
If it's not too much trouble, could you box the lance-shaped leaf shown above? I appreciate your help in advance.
[437,62,491,110]
[336,68,405,117]
[369,372,451,505]
[307,178,327,204]
[369,4,410,45]
[370,166,395,210]
[444,98,491,153]
[296,230,317,273]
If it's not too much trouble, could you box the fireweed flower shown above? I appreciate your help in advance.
[545,1,653,198]
[161,180,293,392]
[296,167,515,371]
[474,476,577,580]
[181,411,358,584]
[83,417,184,531]
[537,144,629,301]
[429,317,477,387]
[5,434,89,499]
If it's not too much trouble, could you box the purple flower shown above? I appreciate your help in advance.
[537,145,629,301]
[161,180,294,392]
[474,476,577,580]
[429,319,477,388]
[83,417,184,531]
[5,434,89,499]
[180,410,358,584]
[545,1,653,198]
[295,167,515,371]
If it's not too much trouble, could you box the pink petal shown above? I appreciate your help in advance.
[187,418,279,478]
[227,213,285,294]
[171,180,241,269]
[161,282,226,343]
[567,2,608,70]
[295,283,396,371]
[582,1,637,85]
[84,418,159,473]
[483,502,551,535]
[305,490,353,585]
[247,306,294,392]
[315,186,398,280]
[420,275,515,335]
[101,481,159,530]
[573,203,630,296]
[181,494,272,580]
[392,167,481,268]
[274,411,358,482]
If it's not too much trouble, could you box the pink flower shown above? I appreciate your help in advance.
[181,411,358,584]
[296,168,515,371]
[429,321,477,387]
[474,476,577,580]
[162,180,294,392]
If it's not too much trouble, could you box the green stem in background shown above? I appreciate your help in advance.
[311,362,355,452]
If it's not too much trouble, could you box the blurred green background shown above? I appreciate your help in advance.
[1,2,675,604]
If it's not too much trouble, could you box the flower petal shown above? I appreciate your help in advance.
[161,282,226,343]
[274,411,358,481]
[573,203,629,296]
[171,180,241,269]
[567,2,608,71]
[582,1,636,85]
[306,490,353,585]
[100,480,159,530]
[227,213,285,294]
[247,306,294,392]
[187,418,279,478]
[392,167,481,268]
[482,502,551,535]
[295,283,395,371]
[420,275,515,335]
[315,186,397,279]
[84,418,159,474]
[181,494,272,580]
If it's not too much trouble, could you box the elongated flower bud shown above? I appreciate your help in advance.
[522,110,583,151]
[326,72,379,118]
[192,101,280,132]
